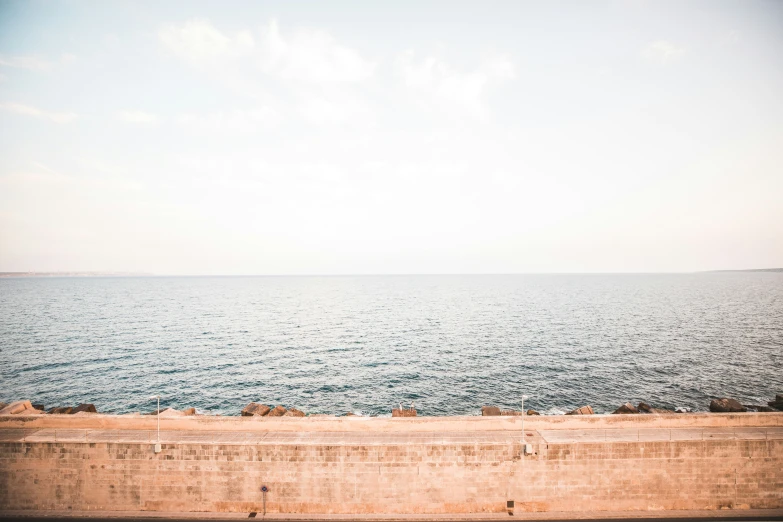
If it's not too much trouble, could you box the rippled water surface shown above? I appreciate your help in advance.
[1,274,782,415]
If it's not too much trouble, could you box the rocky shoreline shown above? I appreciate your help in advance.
[1,394,781,418]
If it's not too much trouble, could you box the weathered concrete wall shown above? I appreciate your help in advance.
[514,438,781,513]
[0,414,781,515]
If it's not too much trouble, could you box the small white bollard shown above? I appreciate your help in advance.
[524,443,533,455]
[154,443,161,454]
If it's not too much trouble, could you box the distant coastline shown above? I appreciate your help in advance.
[705,268,783,273]
[1,269,782,278]
[0,271,153,278]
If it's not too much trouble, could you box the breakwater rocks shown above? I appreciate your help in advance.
[241,403,308,417]
[2,395,782,417]
[480,395,783,416]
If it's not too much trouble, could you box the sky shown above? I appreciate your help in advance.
[0,0,782,275]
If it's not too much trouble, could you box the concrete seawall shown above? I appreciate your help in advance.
[1,413,781,516]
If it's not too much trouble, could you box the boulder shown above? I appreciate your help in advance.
[501,410,522,416]
[47,406,73,414]
[392,408,417,417]
[32,404,45,411]
[638,402,653,413]
[481,406,501,416]
[613,402,640,414]
[709,398,747,413]
[565,405,594,415]
[526,409,540,416]
[267,405,287,417]
[343,412,357,417]
[284,408,306,417]
[157,408,188,417]
[71,404,97,414]
[746,405,776,413]
[768,395,783,411]
[0,400,37,415]
[182,407,196,416]
[241,403,271,417]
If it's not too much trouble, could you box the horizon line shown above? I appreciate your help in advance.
[1,268,782,278]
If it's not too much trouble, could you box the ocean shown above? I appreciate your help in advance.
[1,273,781,416]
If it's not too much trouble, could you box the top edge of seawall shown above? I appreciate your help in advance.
[1,412,781,432]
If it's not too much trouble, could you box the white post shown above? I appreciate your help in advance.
[150,395,162,453]
[521,395,529,447]
[522,395,528,444]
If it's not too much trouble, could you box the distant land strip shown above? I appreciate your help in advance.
[706,268,783,272]
[0,272,153,278]
[1,269,782,278]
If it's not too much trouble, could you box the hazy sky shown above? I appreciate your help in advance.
[1,1,781,274]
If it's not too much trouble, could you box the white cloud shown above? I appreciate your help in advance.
[0,102,77,123]
[116,110,160,124]
[0,55,53,71]
[159,18,375,84]
[0,53,76,71]
[0,162,142,193]
[257,19,375,83]
[396,50,515,118]
[177,107,279,134]
[159,19,255,65]
[296,90,375,127]
[641,40,685,64]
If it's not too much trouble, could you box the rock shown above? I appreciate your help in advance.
[501,410,522,416]
[637,403,677,414]
[47,406,73,414]
[182,407,196,416]
[157,408,187,417]
[613,402,640,414]
[0,400,37,415]
[267,405,287,417]
[481,406,501,416]
[241,403,271,417]
[16,408,44,416]
[71,404,97,414]
[746,405,776,413]
[768,395,783,410]
[674,407,690,413]
[526,409,540,416]
[284,408,306,417]
[709,398,747,413]
[392,408,417,417]
[565,405,594,415]
[32,404,45,411]
[343,412,357,417]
